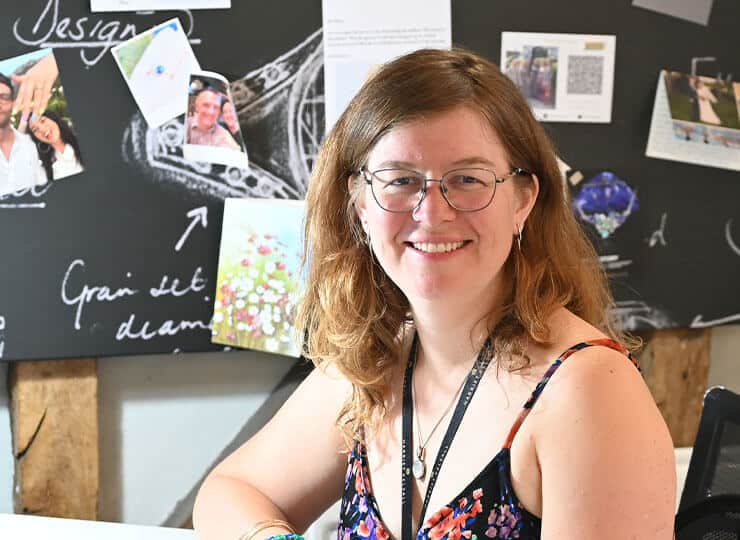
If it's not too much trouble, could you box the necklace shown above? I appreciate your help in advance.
[401,334,492,540]
[411,360,469,480]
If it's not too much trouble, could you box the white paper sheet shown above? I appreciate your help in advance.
[322,0,451,133]
[501,32,616,123]
[645,71,740,171]
[91,0,230,12]
[111,18,200,127]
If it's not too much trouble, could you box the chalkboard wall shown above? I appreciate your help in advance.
[1,0,738,361]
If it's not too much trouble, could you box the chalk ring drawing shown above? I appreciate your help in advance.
[572,171,640,239]
[122,29,324,200]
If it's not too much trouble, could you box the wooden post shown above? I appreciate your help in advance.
[8,359,99,519]
[636,328,711,448]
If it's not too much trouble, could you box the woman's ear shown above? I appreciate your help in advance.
[349,174,368,224]
[515,173,539,230]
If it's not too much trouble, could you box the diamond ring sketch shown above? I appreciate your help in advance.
[122,29,324,200]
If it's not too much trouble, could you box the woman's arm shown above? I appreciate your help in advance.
[193,364,352,540]
[535,348,676,539]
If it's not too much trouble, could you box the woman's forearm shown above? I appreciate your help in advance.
[193,473,295,540]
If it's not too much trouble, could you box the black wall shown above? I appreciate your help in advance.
[0,0,737,361]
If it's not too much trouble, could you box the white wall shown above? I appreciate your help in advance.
[0,325,739,525]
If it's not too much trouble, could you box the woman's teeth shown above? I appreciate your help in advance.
[412,241,465,253]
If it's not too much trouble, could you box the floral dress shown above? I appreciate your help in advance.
[337,339,639,540]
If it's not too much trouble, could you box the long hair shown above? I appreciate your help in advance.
[296,48,630,445]
[29,110,84,181]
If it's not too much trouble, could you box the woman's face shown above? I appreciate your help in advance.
[355,105,537,309]
[222,101,237,125]
[30,115,61,145]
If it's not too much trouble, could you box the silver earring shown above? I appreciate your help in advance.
[516,223,523,251]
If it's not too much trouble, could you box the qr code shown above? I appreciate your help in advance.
[567,55,604,95]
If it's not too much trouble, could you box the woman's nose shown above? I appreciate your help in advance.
[412,181,456,223]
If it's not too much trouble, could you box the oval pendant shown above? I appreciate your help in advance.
[412,458,426,480]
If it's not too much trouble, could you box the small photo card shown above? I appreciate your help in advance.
[646,70,740,171]
[183,71,249,168]
[211,199,304,357]
[501,32,616,123]
[112,18,200,127]
[0,48,85,197]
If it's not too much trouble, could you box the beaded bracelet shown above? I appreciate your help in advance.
[265,534,305,540]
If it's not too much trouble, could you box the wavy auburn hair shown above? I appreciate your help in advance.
[296,48,628,445]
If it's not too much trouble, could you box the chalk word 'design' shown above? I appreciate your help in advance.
[13,0,201,67]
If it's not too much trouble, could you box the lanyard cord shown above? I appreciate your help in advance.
[400,333,492,540]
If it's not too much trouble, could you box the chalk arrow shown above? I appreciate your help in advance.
[175,206,208,252]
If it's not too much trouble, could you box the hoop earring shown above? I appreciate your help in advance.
[516,223,523,252]
[38,142,52,155]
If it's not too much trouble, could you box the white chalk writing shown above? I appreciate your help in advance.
[691,312,740,328]
[149,266,206,297]
[175,206,208,252]
[646,212,668,247]
[61,259,138,330]
[726,218,740,256]
[13,0,200,67]
[115,314,210,341]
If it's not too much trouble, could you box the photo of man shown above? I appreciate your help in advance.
[0,72,47,196]
[186,87,240,150]
[183,72,249,168]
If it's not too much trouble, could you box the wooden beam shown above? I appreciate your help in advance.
[8,358,99,519]
[636,328,711,448]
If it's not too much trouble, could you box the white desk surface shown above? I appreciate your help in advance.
[0,514,195,539]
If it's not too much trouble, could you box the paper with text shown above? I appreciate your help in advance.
[322,0,451,133]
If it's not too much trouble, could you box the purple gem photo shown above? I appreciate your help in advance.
[572,171,640,239]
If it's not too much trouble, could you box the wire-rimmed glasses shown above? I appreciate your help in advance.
[359,166,531,213]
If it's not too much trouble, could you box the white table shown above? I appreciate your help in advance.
[0,514,195,539]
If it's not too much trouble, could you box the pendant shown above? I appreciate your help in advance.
[412,446,426,479]
[412,458,426,480]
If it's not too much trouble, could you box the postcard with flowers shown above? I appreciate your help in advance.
[211,198,304,357]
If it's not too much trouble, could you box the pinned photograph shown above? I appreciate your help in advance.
[504,46,558,109]
[211,199,304,357]
[646,70,740,171]
[0,48,84,197]
[111,18,200,127]
[183,72,249,168]
[501,32,616,123]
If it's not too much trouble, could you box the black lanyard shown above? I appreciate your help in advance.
[400,334,492,540]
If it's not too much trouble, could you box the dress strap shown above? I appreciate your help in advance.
[502,338,638,449]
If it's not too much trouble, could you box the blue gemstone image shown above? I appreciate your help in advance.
[572,172,639,239]
[156,64,165,75]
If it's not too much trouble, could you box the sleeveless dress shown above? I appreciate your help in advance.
[337,339,639,540]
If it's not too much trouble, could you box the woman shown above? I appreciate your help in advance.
[193,48,676,540]
[28,110,84,181]
[693,77,721,125]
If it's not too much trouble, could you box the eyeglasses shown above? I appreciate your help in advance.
[359,166,531,213]
[0,94,13,103]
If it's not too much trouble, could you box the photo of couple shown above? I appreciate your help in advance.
[664,71,739,129]
[0,49,84,197]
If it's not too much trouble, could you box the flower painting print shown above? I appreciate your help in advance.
[212,199,304,357]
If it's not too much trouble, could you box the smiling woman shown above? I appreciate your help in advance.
[193,48,676,540]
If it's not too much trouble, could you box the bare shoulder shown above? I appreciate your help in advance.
[531,335,676,538]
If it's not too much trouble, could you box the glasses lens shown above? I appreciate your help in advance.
[0,94,12,103]
[443,168,497,211]
[370,169,424,212]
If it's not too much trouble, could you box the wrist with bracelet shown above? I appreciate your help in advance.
[238,519,305,540]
